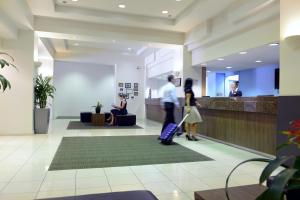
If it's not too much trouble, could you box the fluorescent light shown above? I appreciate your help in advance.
[118,4,126,8]
[269,43,279,46]
[217,58,224,61]
[162,10,169,14]
[226,66,232,69]
[255,60,262,63]
[176,0,182,1]
[239,51,247,55]
[72,0,78,2]
[74,43,79,46]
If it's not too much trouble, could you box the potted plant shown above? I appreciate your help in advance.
[92,101,103,114]
[225,119,300,200]
[0,52,17,92]
[34,74,56,134]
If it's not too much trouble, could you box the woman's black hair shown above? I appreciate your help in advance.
[184,78,193,92]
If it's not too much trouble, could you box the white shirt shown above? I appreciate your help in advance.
[160,82,179,107]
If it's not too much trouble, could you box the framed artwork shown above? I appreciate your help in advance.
[134,83,138,91]
[174,78,181,87]
[125,94,129,99]
[131,96,134,99]
[134,92,138,96]
[120,88,123,92]
[125,83,131,88]
[126,89,133,94]
[118,83,123,87]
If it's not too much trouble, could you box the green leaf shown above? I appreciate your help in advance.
[257,168,297,200]
[225,158,272,200]
[293,156,300,170]
[259,156,293,184]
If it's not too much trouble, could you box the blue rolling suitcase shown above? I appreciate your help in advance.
[160,114,189,145]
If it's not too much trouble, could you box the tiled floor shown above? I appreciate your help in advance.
[0,119,275,200]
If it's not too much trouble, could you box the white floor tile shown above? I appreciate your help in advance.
[107,173,140,186]
[76,177,109,189]
[76,168,106,178]
[110,183,145,192]
[157,192,192,200]
[143,181,182,196]
[40,179,75,192]
[135,172,169,184]
[76,186,111,196]
[0,193,36,200]
[1,181,41,194]
[104,167,133,176]
[37,190,75,199]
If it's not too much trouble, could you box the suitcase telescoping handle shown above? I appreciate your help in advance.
[177,114,190,127]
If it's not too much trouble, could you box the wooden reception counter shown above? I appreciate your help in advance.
[145,97,277,155]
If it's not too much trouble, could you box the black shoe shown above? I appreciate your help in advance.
[191,136,199,141]
[186,135,193,141]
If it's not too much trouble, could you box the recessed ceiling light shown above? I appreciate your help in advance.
[128,47,132,51]
[162,10,169,14]
[207,71,211,73]
[74,43,79,46]
[226,66,232,69]
[118,4,126,8]
[255,60,262,63]
[217,58,224,61]
[176,0,182,1]
[269,43,279,46]
[72,0,78,2]
[112,40,116,43]
[239,51,247,55]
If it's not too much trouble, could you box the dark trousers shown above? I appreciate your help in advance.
[161,102,175,132]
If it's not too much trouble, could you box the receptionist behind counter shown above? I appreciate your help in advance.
[229,81,243,97]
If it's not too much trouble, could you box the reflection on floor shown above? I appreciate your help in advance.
[0,119,274,200]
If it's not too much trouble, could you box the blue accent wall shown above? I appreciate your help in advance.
[237,64,279,96]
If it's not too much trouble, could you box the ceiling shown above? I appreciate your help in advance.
[55,0,196,19]
[49,38,152,55]
[205,43,279,72]
[28,0,237,32]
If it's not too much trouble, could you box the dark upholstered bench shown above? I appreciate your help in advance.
[80,112,92,123]
[38,190,158,200]
[115,113,136,126]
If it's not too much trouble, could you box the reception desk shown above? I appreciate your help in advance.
[145,97,277,155]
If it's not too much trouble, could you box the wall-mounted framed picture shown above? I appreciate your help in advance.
[134,92,138,96]
[131,96,134,99]
[134,83,138,87]
[120,88,123,92]
[126,89,133,94]
[125,94,129,99]
[174,78,181,87]
[125,83,131,88]
[118,83,123,87]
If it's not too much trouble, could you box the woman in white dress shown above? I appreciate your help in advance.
[184,78,203,141]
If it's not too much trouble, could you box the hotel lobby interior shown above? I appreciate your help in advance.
[0,0,300,199]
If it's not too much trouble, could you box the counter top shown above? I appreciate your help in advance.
[145,97,277,115]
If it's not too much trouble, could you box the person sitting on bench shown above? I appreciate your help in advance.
[108,93,128,125]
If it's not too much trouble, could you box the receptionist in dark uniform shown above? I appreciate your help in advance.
[229,81,243,97]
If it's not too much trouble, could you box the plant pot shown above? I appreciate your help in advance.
[95,107,101,114]
[34,108,50,134]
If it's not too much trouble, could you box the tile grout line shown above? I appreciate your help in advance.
[103,168,113,193]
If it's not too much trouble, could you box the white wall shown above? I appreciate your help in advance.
[280,0,300,95]
[115,59,145,119]
[53,61,115,118]
[0,30,34,135]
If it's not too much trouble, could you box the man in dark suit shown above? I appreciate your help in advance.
[229,81,243,97]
